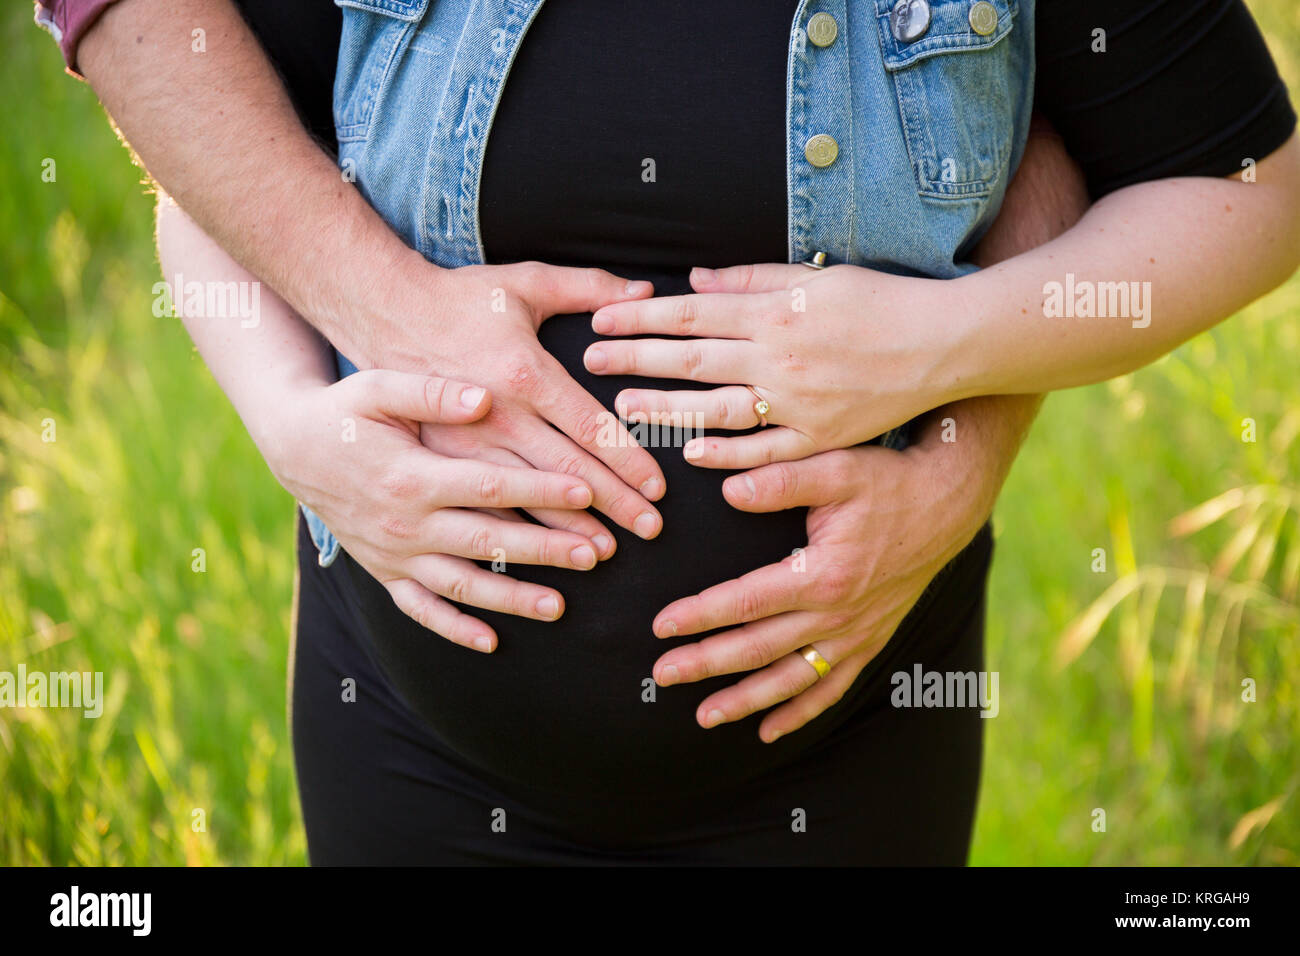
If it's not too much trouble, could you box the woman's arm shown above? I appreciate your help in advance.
[584,134,1300,470]
[155,196,614,650]
[642,127,1095,739]
[953,133,1300,396]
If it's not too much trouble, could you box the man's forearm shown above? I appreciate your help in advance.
[910,122,1095,527]
[79,0,426,367]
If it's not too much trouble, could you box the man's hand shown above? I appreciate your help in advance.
[650,396,1037,741]
[650,120,1093,739]
[79,0,668,539]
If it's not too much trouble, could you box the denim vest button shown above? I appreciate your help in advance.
[807,12,838,47]
[890,0,931,44]
[968,0,999,36]
[804,134,839,168]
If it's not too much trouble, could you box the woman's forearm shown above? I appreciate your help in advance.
[154,194,334,464]
[951,134,1300,398]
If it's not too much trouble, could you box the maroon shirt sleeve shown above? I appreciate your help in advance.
[34,0,123,76]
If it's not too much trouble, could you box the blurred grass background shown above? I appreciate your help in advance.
[2,1,1297,866]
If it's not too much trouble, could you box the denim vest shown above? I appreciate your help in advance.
[303,0,1036,565]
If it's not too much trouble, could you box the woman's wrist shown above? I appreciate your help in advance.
[240,371,334,480]
[937,268,1011,403]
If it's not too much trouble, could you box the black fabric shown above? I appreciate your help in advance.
[1034,0,1297,198]
[233,0,341,151]
[292,512,992,863]
[243,0,1295,859]
[231,0,1298,191]
[480,1,794,272]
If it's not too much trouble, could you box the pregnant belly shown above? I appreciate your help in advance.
[341,272,861,797]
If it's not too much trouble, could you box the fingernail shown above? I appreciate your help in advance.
[726,474,756,501]
[593,534,615,558]
[765,729,783,744]
[659,664,680,686]
[639,476,663,500]
[473,636,493,653]
[691,267,716,285]
[625,279,652,296]
[704,708,726,728]
[459,386,486,409]
[536,595,560,619]
[570,545,597,569]
[683,441,704,461]
[565,485,593,508]
[656,619,678,638]
[620,394,641,416]
[585,347,607,372]
[633,511,660,539]
[592,311,614,334]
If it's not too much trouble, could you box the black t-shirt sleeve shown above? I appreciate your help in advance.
[230,0,1297,199]
[232,0,342,153]
[1035,0,1297,198]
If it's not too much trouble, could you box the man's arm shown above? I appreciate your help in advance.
[71,0,672,538]
[78,0,410,368]
[906,118,1100,516]
[647,125,1095,738]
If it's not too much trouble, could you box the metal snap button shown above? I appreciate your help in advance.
[807,12,838,48]
[969,0,999,36]
[804,134,839,168]
[890,0,932,44]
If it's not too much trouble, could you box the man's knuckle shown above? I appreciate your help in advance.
[501,352,541,394]
[738,638,770,672]
[671,298,698,334]
[423,376,449,413]
[379,514,415,541]
[735,588,763,623]
[682,344,705,377]
[814,565,855,605]
[550,452,588,477]
[467,526,494,559]
[780,670,809,699]
[571,408,606,447]
[476,472,505,506]
[823,610,855,633]
[691,653,715,681]
[444,574,473,605]
[772,463,799,498]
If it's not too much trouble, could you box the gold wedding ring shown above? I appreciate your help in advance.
[745,385,771,427]
[799,644,832,680]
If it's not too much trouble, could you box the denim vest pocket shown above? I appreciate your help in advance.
[874,0,1020,201]
[333,0,433,144]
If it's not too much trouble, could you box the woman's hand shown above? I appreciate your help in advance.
[648,394,1037,740]
[264,369,610,653]
[583,262,962,469]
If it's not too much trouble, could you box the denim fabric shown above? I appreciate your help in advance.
[301,0,1036,563]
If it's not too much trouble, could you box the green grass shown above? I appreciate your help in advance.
[2,2,1297,865]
